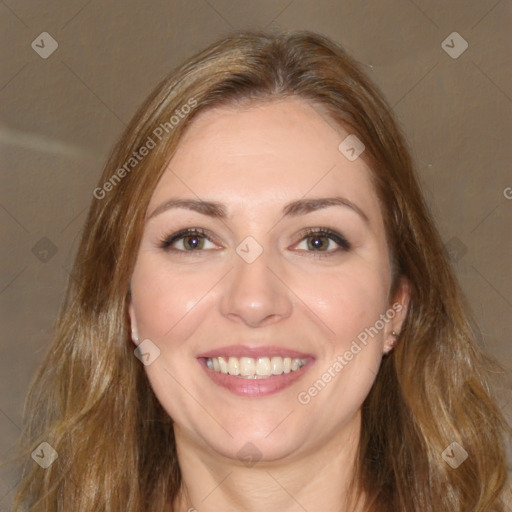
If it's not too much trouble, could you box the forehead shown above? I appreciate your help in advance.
[150,97,379,221]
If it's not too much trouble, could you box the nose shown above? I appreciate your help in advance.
[219,246,293,328]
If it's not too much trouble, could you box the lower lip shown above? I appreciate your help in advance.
[198,358,314,397]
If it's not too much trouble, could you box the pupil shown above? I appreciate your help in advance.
[310,236,325,250]
[187,236,201,249]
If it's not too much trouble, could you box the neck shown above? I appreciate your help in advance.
[173,412,365,512]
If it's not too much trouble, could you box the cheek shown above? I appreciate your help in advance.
[130,258,214,342]
[293,268,388,422]
[290,262,390,345]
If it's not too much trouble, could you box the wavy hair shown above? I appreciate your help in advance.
[14,29,509,511]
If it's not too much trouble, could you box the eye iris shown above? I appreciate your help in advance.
[308,235,328,251]
[185,235,202,250]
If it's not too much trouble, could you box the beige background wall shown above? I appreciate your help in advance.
[1,0,511,508]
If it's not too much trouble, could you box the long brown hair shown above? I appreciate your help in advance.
[14,29,509,511]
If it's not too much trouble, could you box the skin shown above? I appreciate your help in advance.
[128,97,410,512]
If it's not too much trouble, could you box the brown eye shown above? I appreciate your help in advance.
[181,234,204,250]
[306,234,331,251]
[295,228,351,254]
[160,229,217,252]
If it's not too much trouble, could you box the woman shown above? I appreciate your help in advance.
[15,30,509,511]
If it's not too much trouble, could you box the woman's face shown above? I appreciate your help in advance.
[129,97,408,464]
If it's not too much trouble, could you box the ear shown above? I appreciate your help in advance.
[383,277,411,355]
[128,302,140,346]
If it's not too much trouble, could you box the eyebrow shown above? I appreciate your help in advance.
[147,196,369,224]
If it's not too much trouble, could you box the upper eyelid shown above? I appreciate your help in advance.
[161,228,218,248]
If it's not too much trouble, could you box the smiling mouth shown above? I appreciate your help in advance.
[203,356,308,379]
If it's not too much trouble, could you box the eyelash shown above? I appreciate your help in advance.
[159,227,351,257]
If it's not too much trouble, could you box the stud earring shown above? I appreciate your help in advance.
[384,331,401,355]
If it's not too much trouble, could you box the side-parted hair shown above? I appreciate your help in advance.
[14,29,509,511]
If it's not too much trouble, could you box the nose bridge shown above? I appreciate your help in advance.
[219,237,293,326]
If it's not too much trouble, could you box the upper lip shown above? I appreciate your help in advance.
[197,345,314,359]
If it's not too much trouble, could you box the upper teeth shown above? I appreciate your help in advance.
[205,356,307,378]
